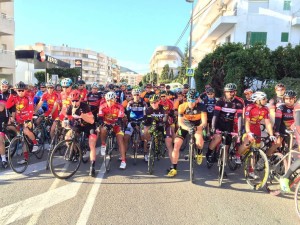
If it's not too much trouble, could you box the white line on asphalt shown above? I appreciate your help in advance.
[76,161,106,225]
[0,178,84,225]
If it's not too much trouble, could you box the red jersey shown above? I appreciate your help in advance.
[245,103,269,135]
[6,95,34,123]
[78,89,88,102]
[159,99,173,113]
[59,91,72,120]
[98,102,124,125]
[41,92,61,118]
[26,90,36,100]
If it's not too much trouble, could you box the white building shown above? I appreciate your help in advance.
[16,43,120,85]
[0,0,15,84]
[149,46,183,78]
[191,0,300,67]
[119,72,143,86]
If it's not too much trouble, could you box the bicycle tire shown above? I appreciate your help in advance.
[295,180,300,218]
[46,132,58,170]
[132,131,139,165]
[265,153,287,195]
[218,144,226,187]
[227,140,238,171]
[33,127,45,159]
[244,149,269,190]
[79,133,89,164]
[50,139,81,179]
[189,142,196,183]
[104,136,113,172]
[8,136,29,174]
[148,138,155,175]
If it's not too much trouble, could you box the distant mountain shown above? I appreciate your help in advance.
[120,66,138,74]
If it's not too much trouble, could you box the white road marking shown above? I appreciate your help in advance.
[76,162,106,225]
[0,179,84,225]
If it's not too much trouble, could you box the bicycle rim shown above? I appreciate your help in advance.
[104,137,113,172]
[295,181,300,219]
[50,140,81,179]
[218,146,226,187]
[244,149,269,190]
[34,128,45,159]
[227,141,238,171]
[8,136,29,173]
[148,140,155,175]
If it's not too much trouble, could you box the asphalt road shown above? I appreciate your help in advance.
[0,144,299,225]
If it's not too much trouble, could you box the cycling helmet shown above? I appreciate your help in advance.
[132,88,141,95]
[160,91,167,96]
[77,80,85,85]
[105,91,117,101]
[70,90,81,101]
[284,90,297,98]
[1,79,9,86]
[40,82,46,87]
[127,87,132,92]
[61,78,72,87]
[183,83,189,89]
[206,87,215,93]
[177,91,183,96]
[149,94,160,103]
[166,85,171,89]
[244,88,253,94]
[275,83,285,90]
[46,81,55,87]
[224,83,237,91]
[15,81,26,89]
[99,84,105,91]
[205,84,211,89]
[146,83,152,88]
[91,82,99,89]
[108,84,114,90]
[120,82,127,87]
[251,91,267,102]
[187,89,199,101]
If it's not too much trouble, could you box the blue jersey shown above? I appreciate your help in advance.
[34,90,48,111]
[126,99,147,121]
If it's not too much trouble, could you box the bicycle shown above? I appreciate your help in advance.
[130,120,142,165]
[147,120,166,175]
[8,122,45,173]
[294,176,300,218]
[2,122,17,163]
[188,127,197,183]
[49,121,89,179]
[266,130,300,195]
[103,124,115,172]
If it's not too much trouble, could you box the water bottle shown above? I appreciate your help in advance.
[203,128,207,137]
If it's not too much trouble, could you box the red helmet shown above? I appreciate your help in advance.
[70,90,81,101]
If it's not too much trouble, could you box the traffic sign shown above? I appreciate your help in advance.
[186,68,194,77]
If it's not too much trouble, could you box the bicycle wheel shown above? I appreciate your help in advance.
[295,181,300,218]
[227,140,238,171]
[265,153,287,195]
[104,136,113,172]
[33,127,45,159]
[189,142,196,183]
[132,131,139,165]
[50,140,81,179]
[244,149,269,190]
[8,136,29,173]
[218,145,226,187]
[148,138,155,175]
[79,133,89,164]
[46,132,58,170]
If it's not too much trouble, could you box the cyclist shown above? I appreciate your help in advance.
[122,91,133,109]
[269,83,286,124]
[202,87,216,140]
[165,85,177,101]
[87,82,102,123]
[167,89,207,177]
[116,82,127,104]
[55,84,62,93]
[124,88,147,159]
[34,82,48,113]
[141,83,154,106]
[6,81,39,163]
[237,92,275,176]
[77,80,88,102]
[200,84,212,100]
[206,83,243,164]
[243,88,254,106]
[267,90,297,157]
[98,91,126,169]
[182,83,190,101]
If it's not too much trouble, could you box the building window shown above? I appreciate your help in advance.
[281,32,289,42]
[246,32,267,46]
[283,0,291,10]
[248,0,269,13]
[225,35,231,43]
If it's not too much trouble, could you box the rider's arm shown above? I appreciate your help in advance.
[265,118,274,136]
[274,107,283,133]
[211,102,221,131]
[81,112,94,124]
[237,109,243,134]
[49,102,58,116]
[6,94,16,109]
[178,116,191,131]
[34,99,44,113]
[295,108,300,134]
[244,119,251,133]
[199,112,207,129]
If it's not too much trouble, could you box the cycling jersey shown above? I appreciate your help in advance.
[269,96,284,110]
[98,102,125,125]
[26,90,36,100]
[173,99,184,111]
[200,92,208,100]
[59,91,72,120]
[115,90,126,103]
[165,90,177,101]
[0,94,9,132]
[244,99,252,107]
[78,89,88,102]
[126,99,147,121]
[203,97,216,122]
[159,99,173,113]
[144,105,166,127]
[274,104,294,133]
[87,91,102,117]
[6,95,34,123]
[245,103,269,137]
[178,102,207,127]
[141,91,154,106]
[41,92,61,119]
[34,90,48,112]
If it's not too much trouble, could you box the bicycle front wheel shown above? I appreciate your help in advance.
[50,140,81,179]
[244,149,269,190]
[218,145,226,187]
[189,142,196,183]
[104,136,113,172]
[33,127,45,159]
[8,136,29,173]
[132,131,139,165]
[79,133,89,164]
[227,140,238,171]
[148,139,155,175]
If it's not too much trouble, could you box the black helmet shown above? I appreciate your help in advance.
[183,83,189,89]
[150,94,160,103]
[108,84,114,90]
[187,89,199,100]
[284,90,297,98]
[77,80,85,85]
[40,82,46,87]
[275,83,285,90]
[224,83,237,91]
[206,87,215,93]
[15,81,26,89]
[160,91,167,96]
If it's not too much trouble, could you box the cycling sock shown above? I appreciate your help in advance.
[173,164,177,170]
[101,142,106,146]
[32,139,38,145]
[206,148,213,156]
[24,152,29,160]
[197,148,202,154]
[1,155,6,162]
[90,161,95,168]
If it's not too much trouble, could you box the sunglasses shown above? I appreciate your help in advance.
[126,95,132,98]
[133,94,140,96]
[47,87,54,89]
[207,93,214,95]
[40,87,46,88]
[151,101,159,104]
[187,99,196,103]
[72,100,79,102]
[160,95,166,98]
[17,90,25,92]
[62,86,69,88]
[226,91,235,93]
[276,89,284,91]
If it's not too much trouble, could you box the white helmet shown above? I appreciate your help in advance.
[91,82,99,89]
[251,91,267,102]
[132,88,141,95]
[105,91,117,101]
[1,79,9,85]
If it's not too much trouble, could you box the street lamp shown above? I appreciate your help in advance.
[186,0,195,88]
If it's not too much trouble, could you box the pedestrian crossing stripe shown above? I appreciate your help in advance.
[186,68,194,77]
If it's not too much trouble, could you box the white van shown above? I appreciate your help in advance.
[166,82,183,91]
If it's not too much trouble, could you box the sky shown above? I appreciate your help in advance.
[15,0,195,74]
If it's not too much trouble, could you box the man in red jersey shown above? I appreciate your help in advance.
[77,80,88,102]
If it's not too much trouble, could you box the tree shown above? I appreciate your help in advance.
[169,69,174,81]
[34,71,46,84]
[138,81,143,87]
[160,64,170,83]
[176,42,189,84]
[46,68,80,82]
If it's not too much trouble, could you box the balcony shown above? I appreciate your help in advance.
[0,13,14,35]
[0,50,15,68]
[292,17,300,26]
